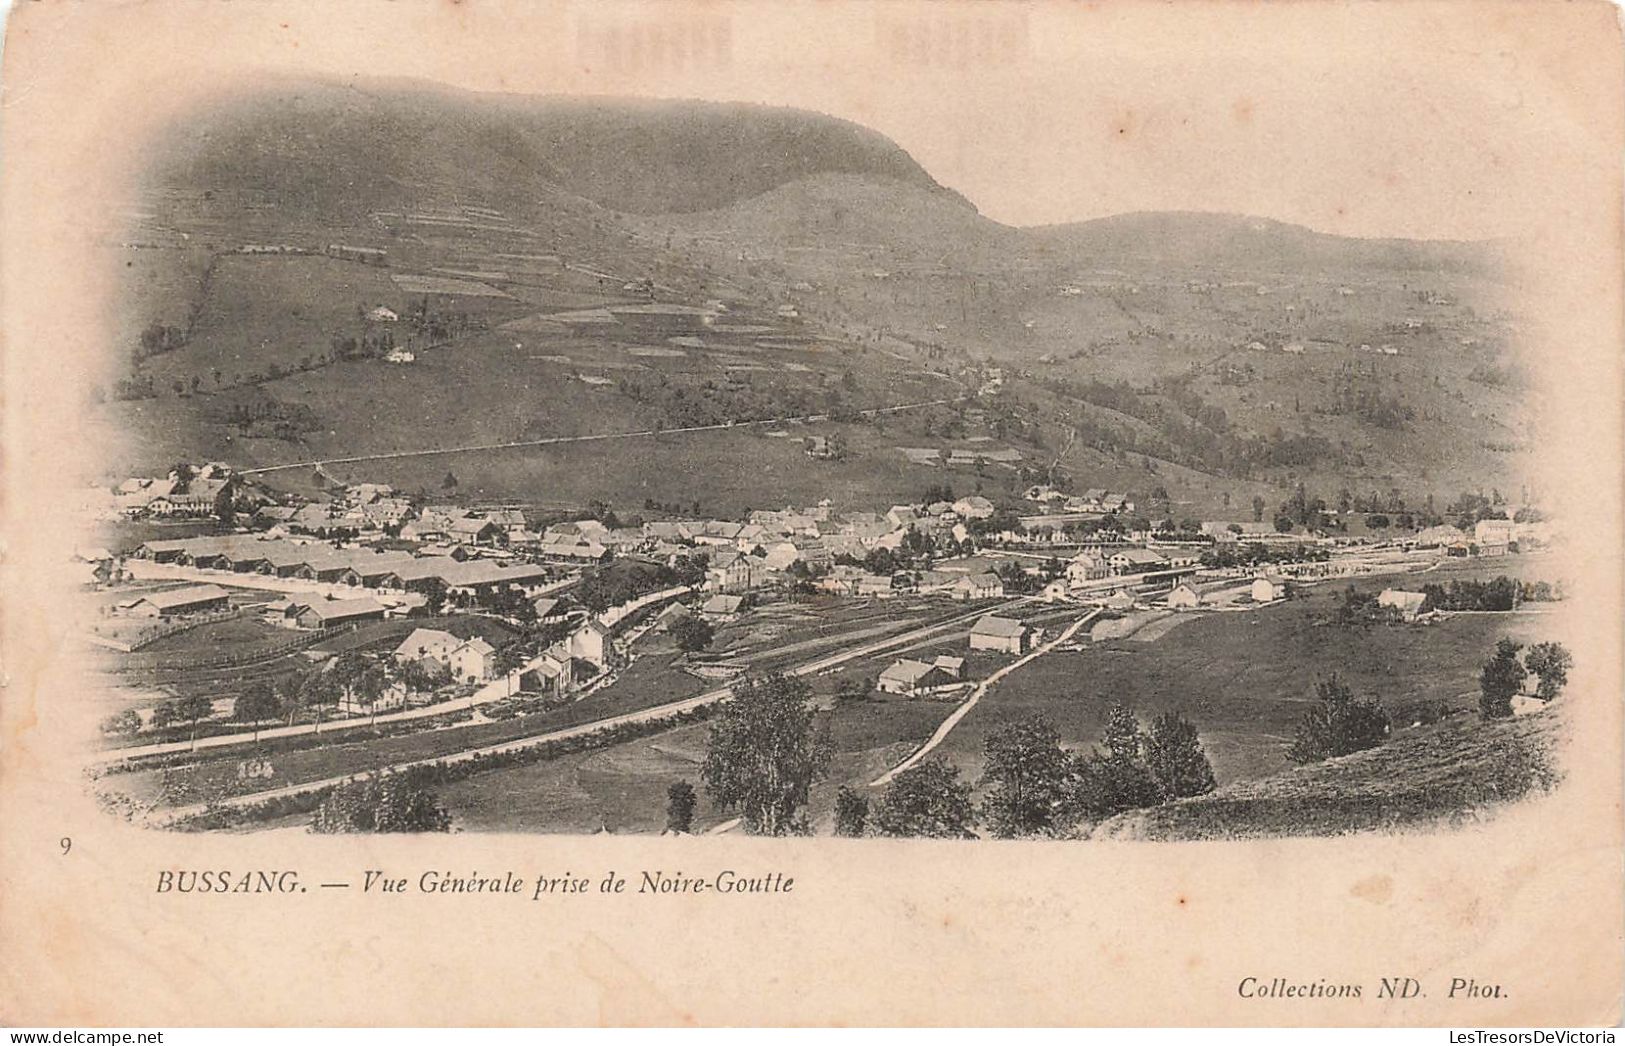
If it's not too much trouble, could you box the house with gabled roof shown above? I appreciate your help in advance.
[393,627,463,665]
[291,598,387,630]
[969,614,1031,654]
[1377,589,1428,621]
[122,584,231,618]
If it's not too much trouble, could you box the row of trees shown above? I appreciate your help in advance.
[103,652,465,746]
[1419,576,1563,613]
[1201,542,1330,570]
[684,674,1220,839]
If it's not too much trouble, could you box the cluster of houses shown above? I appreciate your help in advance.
[1412,518,1547,558]
[1164,573,1290,611]
[90,463,237,519]
[392,627,500,686]
[875,613,1033,696]
[130,535,556,604]
[1024,486,1137,515]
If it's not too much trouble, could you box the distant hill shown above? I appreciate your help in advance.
[143,79,966,220]
[1032,211,1502,277]
[651,172,1013,257]
[110,76,1531,510]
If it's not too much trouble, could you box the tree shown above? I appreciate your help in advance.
[166,695,215,748]
[1523,641,1573,701]
[1060,704,1163,822]
[100,708,142,737]
[233,682,280,741]
[665,782,697,834]
[1102,702,1146,764]
[700,674,831,836]
[670,616,715,653]
[872,758,978,838]
[980,715,1071,838]
[400,657,451,697]
[1143,712,1217,801]
[834,786,869,837]
[214,484,236,527]
[421,577,449,616]
[1251,495,1266,523]
[310,770,452,833]
[1479,639,1528,719]
[276,671,308,727]
[301,666,343,734]
[442,471,459,491]
[356,663,392,724]
[1288,676,1391,762]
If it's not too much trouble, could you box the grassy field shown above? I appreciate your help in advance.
[435,690,951,834]
[929,579,1555,789]
[1095,706,1563,840]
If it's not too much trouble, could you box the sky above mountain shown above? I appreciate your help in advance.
[34,0,1621,244]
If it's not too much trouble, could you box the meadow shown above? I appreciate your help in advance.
[931,576,1555,788]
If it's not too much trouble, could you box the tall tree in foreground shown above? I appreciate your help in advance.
[1288,676,1390,763]
[1523,641,1573,701]
[701,673,830,836]
[833,786,869,837]
[1062,703,1162,822]
[981,714,1071,838]
[871,758,978,839]
[1143,711,1218,801]
[1479,639,1528,720]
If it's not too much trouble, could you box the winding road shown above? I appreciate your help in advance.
[869,607,1100,788]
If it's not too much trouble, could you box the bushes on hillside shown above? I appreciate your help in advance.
[857,708,1219,841]
[871,758,978,839]
[1478,639,1528,719]
[1480,638,1572,719]
[1287,676,1390,764]
[833,786,869,837]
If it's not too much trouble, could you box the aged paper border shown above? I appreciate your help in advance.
[1,0,1621,1027]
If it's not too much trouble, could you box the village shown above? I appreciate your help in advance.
[75,452,1560,786]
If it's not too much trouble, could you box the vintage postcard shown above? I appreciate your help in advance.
[0,0,1621,1028]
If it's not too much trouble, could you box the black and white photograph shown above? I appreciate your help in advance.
[1,0,1620,1029]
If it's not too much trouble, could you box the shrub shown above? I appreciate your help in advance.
[1288,676,1391,763]
[872,758,978,839]
[310,769,451,833]
[1479,639,1527,719]
[833,786,869,837]
[665,782,697,834]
